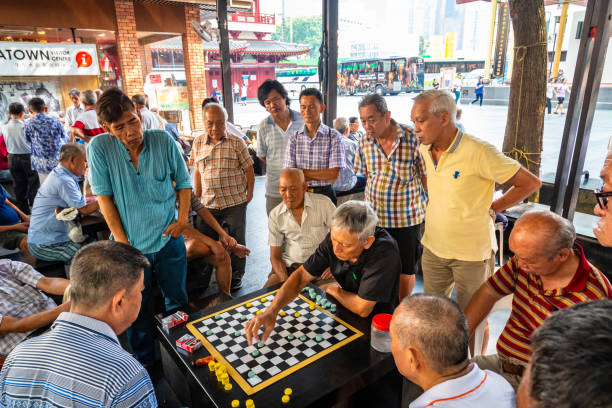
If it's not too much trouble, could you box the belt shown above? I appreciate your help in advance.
[502,362,525,376]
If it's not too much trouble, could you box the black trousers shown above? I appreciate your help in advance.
[307,185,337,205]
[8,154,39,214]
[385,224,422,275]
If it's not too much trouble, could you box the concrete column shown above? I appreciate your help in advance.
[182,4,207,130]
[113,0,144,96]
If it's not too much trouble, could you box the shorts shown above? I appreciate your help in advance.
[557,97,565,104]
[0,230,26,250]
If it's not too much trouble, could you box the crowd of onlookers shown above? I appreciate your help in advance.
[0,80,611,408]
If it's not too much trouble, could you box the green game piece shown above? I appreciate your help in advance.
[288,334,295,340]
[215,314,222,320]
[299,335,307,341]
[315,334,322,342]
[241,315,247,321]
[234,331,241,337]
[248,371,256,378]
[206,330,213,336]
[316,295,322,301]
[252,350,259,357]
[257,341,264,348]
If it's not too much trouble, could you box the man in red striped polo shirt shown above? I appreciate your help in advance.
[465,210,612,389]
[71,90,103,142]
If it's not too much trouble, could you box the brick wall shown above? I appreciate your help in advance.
[114,0,144,96]
[182,4,207,130]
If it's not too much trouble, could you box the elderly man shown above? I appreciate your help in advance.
[266,168,335,287]
[594,151,612,246]
[0,260,69,361]
[24,97,67,184]
[131,94,159,130]
[0,241,157,407]
[357,94,428,299]
[246,201,400,344]
[202,97,250,143]
[465,210,612,389]
[192,102,254,291]
[391,294,515,408]
[414,90,541,311]
[283,88,344,205]
[27,143,99,263]
[257,80,304,214]
[87,87,192,364]
[2,102,39,213]
[0,184,30,258]
[65,88,84,127]
[516,300,612,408]
[332,117,366,194]
[71,89,103,142]
[348,116,363,143]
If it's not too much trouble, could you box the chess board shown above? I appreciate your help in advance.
[186,288,363,395]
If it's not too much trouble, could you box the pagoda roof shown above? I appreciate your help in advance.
[149,37,310,56]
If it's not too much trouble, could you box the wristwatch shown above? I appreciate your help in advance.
[489,208,496,218]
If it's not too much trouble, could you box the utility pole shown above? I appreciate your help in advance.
[216,0,234,122]
[281,0,286,42]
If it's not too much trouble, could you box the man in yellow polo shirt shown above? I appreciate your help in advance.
[412,90,541,315]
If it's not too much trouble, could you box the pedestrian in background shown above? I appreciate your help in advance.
[471,77,484,107]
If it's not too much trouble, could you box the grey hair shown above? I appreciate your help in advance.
[529,300,612,408]
[392,294,469,374]
[69,241,150,309]
[68,88,80,96]
[514,210,575,259]
[358,93,388,114]
[203,102,228,121]
[81,90,97,107]
[413,90,457,124]
[59,142,85,162]
[331,201,378,243]
[333,117,348,134]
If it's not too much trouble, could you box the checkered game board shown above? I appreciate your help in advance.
[186,289,363,395]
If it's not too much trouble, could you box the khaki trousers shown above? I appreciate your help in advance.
[471,353,525,390]
[421,247,495,310]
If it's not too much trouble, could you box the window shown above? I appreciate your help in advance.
[576,21,583,39]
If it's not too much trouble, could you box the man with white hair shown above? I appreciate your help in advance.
[245,201,401,344]
[391,294,515,408]
[71,90,103,142]
[332,116,365,194]
[192,102,254,291]
[465,210,612,389]
[413,90,541,315]
[593,151,612,246]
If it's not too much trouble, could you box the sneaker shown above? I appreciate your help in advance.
[230,278,243,291]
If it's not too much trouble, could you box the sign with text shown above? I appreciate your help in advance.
[0,41,99,76]
[156,86,189,111]
[493,2,510,78]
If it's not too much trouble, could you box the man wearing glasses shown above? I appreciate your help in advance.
[594,151,612,246]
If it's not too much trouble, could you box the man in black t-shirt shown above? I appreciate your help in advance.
[245,201,400,345]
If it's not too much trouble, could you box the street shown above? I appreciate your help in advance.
[233,93,611,182]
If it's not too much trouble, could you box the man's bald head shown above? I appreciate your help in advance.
[512,210,575,259]
[278,168,307,210]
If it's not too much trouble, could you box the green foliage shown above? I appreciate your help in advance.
[419,35,430,56]
[271,16,322,58]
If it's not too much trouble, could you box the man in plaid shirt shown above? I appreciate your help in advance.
[283,88,344,205]
[355,94,427,299]
[192,102,254,291]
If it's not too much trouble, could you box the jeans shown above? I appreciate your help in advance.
[127,235,188,364]
[471,93,483,106]
[454,89,461,103]
[8,154,39,214]
[546,97,552,114]
[196,202,247,280]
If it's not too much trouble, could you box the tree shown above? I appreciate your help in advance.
[502,0,547,198]
[271,16,322,58]
[418,35,430,56]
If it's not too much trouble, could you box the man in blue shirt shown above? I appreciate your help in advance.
[332,117,366,194]
[2,102,39,213]
[28,143,99,264]
[0,240,158,408]
[87,87,192,364]
[23,97,67,185]
[0,185,30,258]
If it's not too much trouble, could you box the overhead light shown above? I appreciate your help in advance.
[98,33,105,37]
[37,30,46,35]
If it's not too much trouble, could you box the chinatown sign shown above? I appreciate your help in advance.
[0,41,99,76]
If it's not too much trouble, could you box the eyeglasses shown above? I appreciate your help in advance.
[594,187,612,209]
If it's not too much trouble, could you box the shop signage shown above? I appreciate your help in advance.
[0,41,99,76]
[156,86,189,110]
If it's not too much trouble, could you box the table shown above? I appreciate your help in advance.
[156,284,401,408]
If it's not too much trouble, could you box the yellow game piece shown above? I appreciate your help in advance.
[284,388,293,396]
[224,383,233,391]
[215,362,221,370]
[246,302,252,308]
[219,365,227,373]
[294,312,300,318]
[309,303,315,311]
[231,400,240,408]
[260,297,267,303]
[282,395,290,404]
[256,310,262,315]
[245,399,254,408]
[279,311,286,317]
[208,361,215,371]
[222,373,229,382]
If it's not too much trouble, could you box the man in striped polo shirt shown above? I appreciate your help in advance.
[0,241,157,407]
[71,90,104,142]
[465,210,612,389]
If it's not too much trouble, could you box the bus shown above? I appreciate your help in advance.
[422,58,485,89]
[275,67,320,98]
[338,56,424,96]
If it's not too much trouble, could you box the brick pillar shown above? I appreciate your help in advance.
[114,0,144,96]
[182,4,207,130]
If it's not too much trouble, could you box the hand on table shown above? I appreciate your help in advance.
[325,282,341,298]
[245,309,277,345]
[163,220,188,238]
